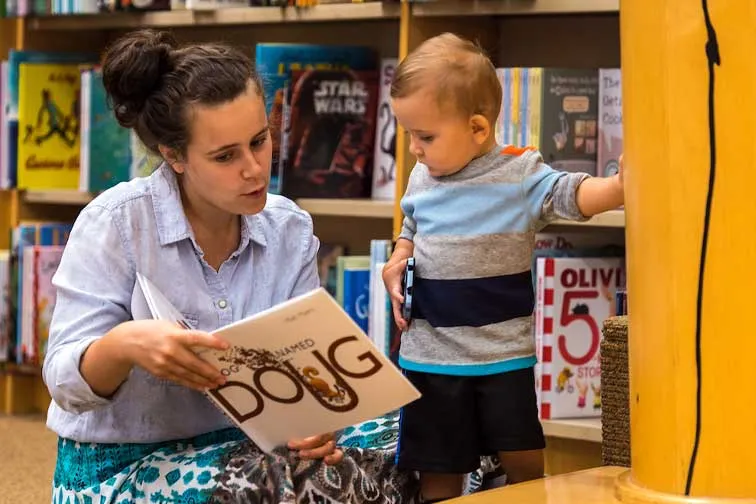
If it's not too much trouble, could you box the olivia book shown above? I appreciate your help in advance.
[132,273,421,453]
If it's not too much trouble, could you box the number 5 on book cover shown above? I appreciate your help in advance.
[132,274,421,453]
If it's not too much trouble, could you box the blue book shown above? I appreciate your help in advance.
[80,68,133,192]
[343,267,370,333]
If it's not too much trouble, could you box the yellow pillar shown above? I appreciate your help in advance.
[619,0,756,502]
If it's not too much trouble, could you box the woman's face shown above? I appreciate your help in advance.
[171,80,273,217]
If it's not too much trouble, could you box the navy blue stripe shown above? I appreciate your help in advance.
[412,271,534,328]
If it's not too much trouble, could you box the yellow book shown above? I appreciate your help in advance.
[17,63,83,190]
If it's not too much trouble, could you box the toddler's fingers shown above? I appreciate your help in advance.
[391,300,407,331]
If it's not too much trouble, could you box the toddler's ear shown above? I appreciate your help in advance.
[470,114,491,145]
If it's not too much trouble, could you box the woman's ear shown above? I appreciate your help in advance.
[470,114,492,146]
[159,145,184,174]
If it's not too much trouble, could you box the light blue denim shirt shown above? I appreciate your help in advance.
[43,163,320,444]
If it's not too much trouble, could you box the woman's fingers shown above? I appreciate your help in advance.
[323,449,344,466]
[297,439,337,460]
[171,344,226,386]
[288,432,333,450]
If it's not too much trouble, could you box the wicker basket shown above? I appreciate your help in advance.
[600,315,630,467]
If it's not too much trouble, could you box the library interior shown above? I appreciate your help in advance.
[0,0,753,503]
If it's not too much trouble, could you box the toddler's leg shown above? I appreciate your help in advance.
[477,366,546,484]
[396,370,480,501]
[496,448,544,484]
[419,473,465,502]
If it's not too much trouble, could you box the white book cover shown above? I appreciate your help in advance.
[370,58,397,201]
[132,274,421,453]
[597,68,623,178]
[535,256,624,419]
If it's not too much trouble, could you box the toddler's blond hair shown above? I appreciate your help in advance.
[391,32,501,124]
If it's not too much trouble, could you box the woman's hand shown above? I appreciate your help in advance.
[122,319,230,391]
[288,432,344,465]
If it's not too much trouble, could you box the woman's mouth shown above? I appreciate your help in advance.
[243,187,265,198]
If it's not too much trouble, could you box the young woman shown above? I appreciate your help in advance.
[42,29,419,504]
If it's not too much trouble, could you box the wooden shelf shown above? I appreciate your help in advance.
[551,209,625,228]
[412,0,619,17]
[23,191,394,219]
[297,198,393,218]
[541,417,602,443]
[27,2,401,30]
[23,189,94,205]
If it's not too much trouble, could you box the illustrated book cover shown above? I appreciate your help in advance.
[132,274,421,453]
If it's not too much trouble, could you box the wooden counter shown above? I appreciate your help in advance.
[448,466,625,504]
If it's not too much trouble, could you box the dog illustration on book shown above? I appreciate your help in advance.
[302,366,346,401]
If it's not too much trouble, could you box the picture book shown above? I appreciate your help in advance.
[255,43,377,194]
[370,58,397,201]
[11,222,71,364]
[132,274,421,454]
[534,256,625,419]
[597,68,623,178]
[17,62,83,190]
[79,67,133,192]
[282,67,379,199]
[20,245,65,366]
[497,67,599,176]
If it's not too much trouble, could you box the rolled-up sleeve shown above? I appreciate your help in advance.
[290,213,321,298]
[42,203,134,414]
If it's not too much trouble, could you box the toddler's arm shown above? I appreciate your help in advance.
[522,153,624,224]
[575,172,623,217]
[576,154,624,216]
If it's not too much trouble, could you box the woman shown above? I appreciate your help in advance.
[43,29,418,504]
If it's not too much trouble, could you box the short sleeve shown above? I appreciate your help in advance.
[398,163,420,242]
[42,204,135,414]
[521,159,591,226]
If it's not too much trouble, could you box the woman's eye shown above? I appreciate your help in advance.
[214,152,234,163]
[251,136,266,149]
[420,136,434,143]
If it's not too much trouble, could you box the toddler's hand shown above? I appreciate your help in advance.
[618,154,624,187]
[382,258,408,331]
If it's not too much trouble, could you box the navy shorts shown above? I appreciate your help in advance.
[396,367,546,474]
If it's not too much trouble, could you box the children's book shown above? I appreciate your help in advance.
[132,274,421,454]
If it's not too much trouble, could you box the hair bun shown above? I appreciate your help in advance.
[102,29,177,128]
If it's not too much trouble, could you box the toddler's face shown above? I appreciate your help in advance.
[391,89,487,177]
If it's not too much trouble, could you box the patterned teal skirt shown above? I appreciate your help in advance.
[52,412,498,504]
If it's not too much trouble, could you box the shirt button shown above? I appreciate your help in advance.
[217,299,228,309]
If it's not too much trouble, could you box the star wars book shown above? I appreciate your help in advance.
[132,274,421,453]
[282,67,379,199]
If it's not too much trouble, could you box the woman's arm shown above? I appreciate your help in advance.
[77,324,133,398]
[44,205,230,410]
[43,204,137,413]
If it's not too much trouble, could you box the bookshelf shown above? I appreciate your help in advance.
[27,1,401,30]
[0,0,619,477]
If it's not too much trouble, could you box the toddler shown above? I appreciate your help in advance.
[382,33,624,502]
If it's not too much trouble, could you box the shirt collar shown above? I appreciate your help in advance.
[149,163,268,249]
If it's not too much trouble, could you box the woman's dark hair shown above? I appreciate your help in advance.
[101,29,262,157]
